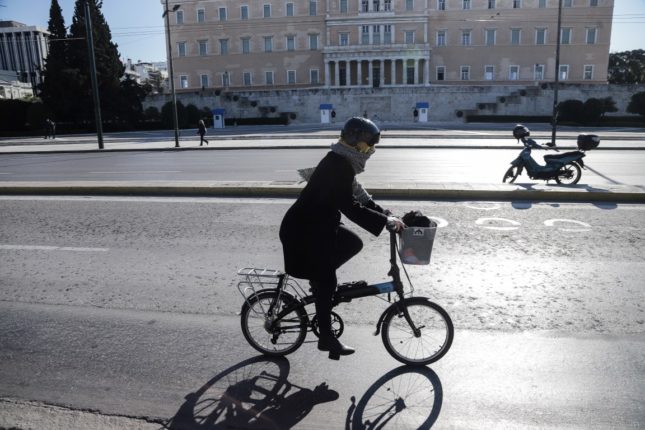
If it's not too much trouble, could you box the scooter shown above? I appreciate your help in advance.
[502,124,600,185]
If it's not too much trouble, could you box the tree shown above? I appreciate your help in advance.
[608,50,645,84]
[66,0,125,125]
[39,0,75,122]
[161,100,187,129]
[627,91,645,117]
[582,97,618,123]
[117,75,146,127]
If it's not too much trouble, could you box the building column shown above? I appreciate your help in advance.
[380,59,384,87]
[325,61,331,87]
[368,59,373,87]
[391,59,396,85]
[334,61,340,87]
[357,60,363,86]
[414,59,419,85]
[345,61,350,87]
[424,58,430,85]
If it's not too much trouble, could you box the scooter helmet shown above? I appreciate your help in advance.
[340,117,381,147]
[513,124,530,140]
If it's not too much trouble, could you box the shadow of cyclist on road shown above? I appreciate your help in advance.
[164,356,338,429]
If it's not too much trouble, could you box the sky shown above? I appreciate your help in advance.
[1,0,644,63]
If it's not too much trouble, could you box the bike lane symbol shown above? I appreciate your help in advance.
[475,217,521,231]
[544,219,591,232]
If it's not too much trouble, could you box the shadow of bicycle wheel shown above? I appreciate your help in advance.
[346,365,443,430]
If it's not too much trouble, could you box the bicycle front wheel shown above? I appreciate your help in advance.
[240,290,308,356]
[381,298,454,366]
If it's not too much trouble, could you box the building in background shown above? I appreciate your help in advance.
[164,0,613,92]
[123,59,169,93]
[0,21,50,94]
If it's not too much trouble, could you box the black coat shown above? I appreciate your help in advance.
[279,151,387,280]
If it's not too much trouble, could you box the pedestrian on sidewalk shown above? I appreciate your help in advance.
[43,118,55,139]
[197,119,209,146]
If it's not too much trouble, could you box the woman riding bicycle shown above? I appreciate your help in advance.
[279,117,404,360]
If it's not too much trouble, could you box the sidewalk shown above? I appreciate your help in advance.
[1,125,644,203]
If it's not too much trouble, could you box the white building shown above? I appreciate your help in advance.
[0,21,50,92]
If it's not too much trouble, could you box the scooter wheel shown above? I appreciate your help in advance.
[554,163,581,185]
[503,166,520,183]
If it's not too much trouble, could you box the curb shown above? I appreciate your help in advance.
[1,182,643,203]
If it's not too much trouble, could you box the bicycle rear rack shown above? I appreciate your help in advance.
[236,268,308,315]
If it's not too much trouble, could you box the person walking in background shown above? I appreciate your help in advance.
[50,119,56,139]
[197,119,209,146]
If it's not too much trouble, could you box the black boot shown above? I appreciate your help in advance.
[318,335,355,360]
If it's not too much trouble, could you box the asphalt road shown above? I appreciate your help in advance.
[1,197,644,429]
[0,147,644,186]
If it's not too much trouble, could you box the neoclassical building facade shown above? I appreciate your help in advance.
[163,0,613,92]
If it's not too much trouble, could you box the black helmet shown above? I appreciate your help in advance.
[512,124,530,140]
[341,117,380,147]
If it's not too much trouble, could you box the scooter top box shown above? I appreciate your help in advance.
[577,134,600,151]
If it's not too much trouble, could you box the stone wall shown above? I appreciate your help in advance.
[143,84,643,123]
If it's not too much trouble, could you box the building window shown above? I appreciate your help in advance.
[241,6,249,20]
[287,36,295,51]
[488,0,495,9]
[361,26,370,44]
[561,28,572,45]
[460,66,470,81]
[559,65,569,80]
[534,64,544,80]
[243,72,252,86]
[361,0,369,12]
[437,30,446,46]
[265,71,274,85]
[287,70,296,84]
[405,31,415,44]
[590,0,598,6]
[485,65,494,80]
[373,0,380,12]
[218,8,226,21]
[263,4,271,18]
[197,8,206,22]
[309,34,319,50]
[384,0,392,11]
[509,65,519,80]
[384,25,392,43]
[242,38,250,54]
[536,28,546,45]
[584,65,593,80]
[340,0,348,13]
[438,0,446,10]
[219,39,228,55]
[538,0,546,7]
[463,0,470,10]
[310,69,319,84]
[461,30,471,46]
[222,72,230,87]
[198,40,208,56]
[176,10,183,24]
[177,41,186,57]
[511,29,521,45]
[373,25,381,45]
[286,3,294,16]
[264,37,273,52]
[340,33,349,46]
[513,0,521,8]
[485,29,496,46]
[406,0,414,11]
[406,64,415,84]
[180,75,188,88]
[564,0,572,6]
[586,28,597,44]
[200,74,208,88]
[436,66,445,81]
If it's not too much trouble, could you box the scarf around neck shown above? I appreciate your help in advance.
[330,142,374,174]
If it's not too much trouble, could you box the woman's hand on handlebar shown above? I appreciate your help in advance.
[386,216,406,233]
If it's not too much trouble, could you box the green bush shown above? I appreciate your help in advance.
[627,91,645,117]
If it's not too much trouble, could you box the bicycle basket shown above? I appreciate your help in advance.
[397,221,437,265]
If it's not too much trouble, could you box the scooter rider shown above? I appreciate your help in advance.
[279,117,405,360]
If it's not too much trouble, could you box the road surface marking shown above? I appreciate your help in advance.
[475,217,521,231]
[544,219,591,232]
[464,202,501,210]
[0,244,109,252]
[429,216,449,228]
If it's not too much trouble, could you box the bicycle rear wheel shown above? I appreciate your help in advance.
[381,297,453,366]
[240,290,308,356]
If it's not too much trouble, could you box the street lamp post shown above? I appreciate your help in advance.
[163,0,180,148]
[551,0,564,146]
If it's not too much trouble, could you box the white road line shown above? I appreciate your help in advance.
[88,171,182,174]
[0,244,109,252]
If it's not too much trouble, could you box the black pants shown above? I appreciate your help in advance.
[310,226,363,338]
[199,132,208,145]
